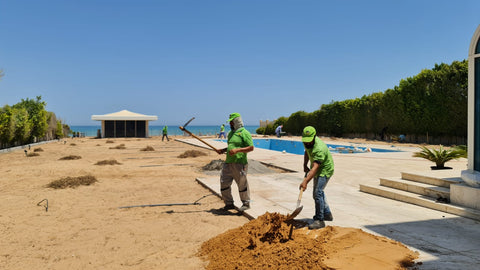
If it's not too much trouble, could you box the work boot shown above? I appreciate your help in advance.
[222,204,235,211]
[238,202,250,212]
[308,220,325,230]
[324,212,333,221]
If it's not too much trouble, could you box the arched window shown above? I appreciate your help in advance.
[476,37,480,54]
[472,25,480,171]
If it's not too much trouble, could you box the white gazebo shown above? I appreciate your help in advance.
[91,110,158,138]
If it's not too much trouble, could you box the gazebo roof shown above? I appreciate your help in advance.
[91,110,158,121]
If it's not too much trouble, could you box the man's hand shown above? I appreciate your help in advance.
[216,148,227,154]
[300,166,315,191]
[300,179,308,191]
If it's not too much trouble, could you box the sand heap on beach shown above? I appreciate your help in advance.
[199,212,419,270]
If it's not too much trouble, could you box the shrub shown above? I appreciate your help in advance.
[140,146,155,151]
[95,159,122,165]
[109,144,126,149]
[47,175,97,189]
[59,155,82,160]
[412,145,466,169]
[178,150,207,158]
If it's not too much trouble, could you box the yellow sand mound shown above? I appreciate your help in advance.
[199,212,419,270]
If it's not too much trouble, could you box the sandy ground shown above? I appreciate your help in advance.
[1,136,419,270]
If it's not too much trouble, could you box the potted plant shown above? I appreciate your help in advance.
[412,145,467,170]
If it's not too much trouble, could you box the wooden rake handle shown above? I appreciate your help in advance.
[179,126,220,152]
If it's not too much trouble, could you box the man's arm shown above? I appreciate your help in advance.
[303,152,310,173]
[228,145,254,156]
[300,161,320,191]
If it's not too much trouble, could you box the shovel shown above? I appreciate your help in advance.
[286,188,303,220]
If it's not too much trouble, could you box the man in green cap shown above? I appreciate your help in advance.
[218,124,226,139]
[216,112,254,212]
[162,125,169,141]
[300,126,334,229]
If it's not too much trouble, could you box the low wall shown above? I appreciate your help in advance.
[0,140,59,154]
[450,183,480,210]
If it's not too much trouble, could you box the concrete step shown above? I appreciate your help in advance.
[401,172,463,188]
[359,184,480,221]
[380,177,450,199]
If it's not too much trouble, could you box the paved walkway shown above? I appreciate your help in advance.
[177,136,480,270]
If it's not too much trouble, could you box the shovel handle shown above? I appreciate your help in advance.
[298,189,303,201]
[296,189,303,208]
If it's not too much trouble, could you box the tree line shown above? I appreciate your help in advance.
[258,60,468,145]
[0,96,71,149]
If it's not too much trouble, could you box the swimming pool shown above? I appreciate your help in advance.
[216,139,401,155]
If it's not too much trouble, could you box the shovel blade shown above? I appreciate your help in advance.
[286,205,303,220]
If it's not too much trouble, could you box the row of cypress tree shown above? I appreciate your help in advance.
[0,96,70,149]
[258,60,468,145]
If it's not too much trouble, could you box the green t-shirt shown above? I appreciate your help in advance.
[225,127,253,164]
[162,126,168,134]
[220,125,225,132]
[305,137,334,178]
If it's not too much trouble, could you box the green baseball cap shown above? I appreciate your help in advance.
[302,126,316,143]
[227,112,241,122]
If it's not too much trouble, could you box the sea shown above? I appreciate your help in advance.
[70,125,260,137]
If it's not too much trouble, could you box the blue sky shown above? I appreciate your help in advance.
[0,1,479,126]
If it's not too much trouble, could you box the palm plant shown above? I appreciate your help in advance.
[413,145,466,169]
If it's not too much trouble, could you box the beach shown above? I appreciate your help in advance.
[1,135,428,269]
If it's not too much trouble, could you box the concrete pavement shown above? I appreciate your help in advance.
[177,136,480,270]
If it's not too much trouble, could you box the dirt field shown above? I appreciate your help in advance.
[0,136,419,269]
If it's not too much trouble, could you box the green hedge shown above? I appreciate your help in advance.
[277,60,468,143]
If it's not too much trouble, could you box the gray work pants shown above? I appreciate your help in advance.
[220,163,250,205]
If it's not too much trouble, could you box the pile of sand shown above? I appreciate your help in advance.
[199,212,419,270]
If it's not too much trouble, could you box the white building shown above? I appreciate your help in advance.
[91,110,158,138]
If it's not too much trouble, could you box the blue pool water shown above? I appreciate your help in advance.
[218,139,401,155]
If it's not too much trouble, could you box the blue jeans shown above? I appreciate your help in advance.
[313,176,331,221]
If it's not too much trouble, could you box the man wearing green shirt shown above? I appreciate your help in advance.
[216,113,254,212]
[218,124,226,139]
[162,125,169,141]
[300,126,334,229]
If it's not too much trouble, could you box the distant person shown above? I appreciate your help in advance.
[380,126,388,141]
[218,124,226,139]
[275,125,283,137]
[216,112,254,212]
[399,134,406,143]
[162,125,169,141]
[299,126,335,230]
